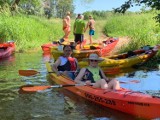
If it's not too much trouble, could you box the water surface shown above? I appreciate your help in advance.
[0,52,160,120]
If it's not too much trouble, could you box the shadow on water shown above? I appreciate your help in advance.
[0,52,160,120]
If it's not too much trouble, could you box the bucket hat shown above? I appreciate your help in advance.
[83,53,104,61]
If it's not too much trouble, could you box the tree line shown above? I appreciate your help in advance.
[0,0,74,19]
[0,0,160,23]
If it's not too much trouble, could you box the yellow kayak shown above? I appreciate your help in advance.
[79,46,158,69]
[51,37,119,60]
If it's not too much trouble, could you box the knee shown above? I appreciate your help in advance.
[112,79,119,83]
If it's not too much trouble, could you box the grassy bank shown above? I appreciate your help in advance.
[0,14,64,51]
[0,12,160,56]
[104,12,160,54]
[0,13,106,52]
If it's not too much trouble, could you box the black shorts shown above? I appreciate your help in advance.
[74,34,84,44]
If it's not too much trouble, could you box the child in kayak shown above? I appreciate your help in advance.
[74,53,120,90]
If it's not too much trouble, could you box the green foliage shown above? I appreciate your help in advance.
[114,0,160,23]
[0,0,75,19]
[0,14,64,51]
[83,10,113,20]
[104,12,160,51]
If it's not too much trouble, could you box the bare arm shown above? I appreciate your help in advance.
[99,68,111,82]
[73,22,76,33]
[84,21,90,32]
[74,68,86,84]
[75,58,80,70]
[52,57,61,75]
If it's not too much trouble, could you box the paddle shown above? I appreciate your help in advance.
[18,70,77,77]
[19,68,121,77]
[19,84,85,93]
[119,80,140,84]
[19,80,140,93]
[18,70,54,76]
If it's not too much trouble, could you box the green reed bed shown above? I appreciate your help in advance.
[104,12,160,67]
[0,14,63,51]
[104,13,160,51]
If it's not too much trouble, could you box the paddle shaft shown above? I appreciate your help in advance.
[50,84,84,88]
[19,84,86,93]
[18,70,76,76]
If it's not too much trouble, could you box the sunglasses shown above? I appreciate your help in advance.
[90,60,98,62]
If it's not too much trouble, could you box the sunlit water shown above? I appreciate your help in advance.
[0,52,160,120]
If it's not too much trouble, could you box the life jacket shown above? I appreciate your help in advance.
[82,67,103,83]
[57,56,77,71]
[67,57,77,71]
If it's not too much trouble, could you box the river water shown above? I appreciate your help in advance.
[0,52,160,120]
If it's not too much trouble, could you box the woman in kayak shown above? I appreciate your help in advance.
[52,45,79,80]
[74,53,120,90]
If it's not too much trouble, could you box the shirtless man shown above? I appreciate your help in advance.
[84,15,95,44]
[62,11,71,41]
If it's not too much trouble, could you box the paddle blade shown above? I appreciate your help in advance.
[18,70,39,76]
[19,85,51,93]
[120,80,140,84]
[130,80,140,83]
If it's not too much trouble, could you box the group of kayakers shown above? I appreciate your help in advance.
[61,11,95,49]
[51,45,120,91]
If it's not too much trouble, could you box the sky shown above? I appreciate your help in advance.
[74,0,143,14]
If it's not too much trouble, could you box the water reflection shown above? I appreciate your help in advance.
[56,89,139,120]
[0,52,160,120]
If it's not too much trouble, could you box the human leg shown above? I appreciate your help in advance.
[74,34,83,49]
[89,30,94,44]
[63,27,71,41]
[108,79,120,90]
[93,79,108,89]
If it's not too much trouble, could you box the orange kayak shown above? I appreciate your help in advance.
[41,39,87,53]
[0,41,15,59]
[51,38,119,61]
[46,62,160,119]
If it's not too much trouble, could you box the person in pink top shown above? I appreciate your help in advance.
[62,11,71,41]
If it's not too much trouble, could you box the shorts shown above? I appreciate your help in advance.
[89,30,95,35]
[68,72,76,80]
[74,34,84,44]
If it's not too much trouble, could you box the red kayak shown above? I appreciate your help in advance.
[0,41,15,59]
[41,42,58,53]
[41,40,87,53]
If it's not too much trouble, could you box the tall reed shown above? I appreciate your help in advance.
[0,14,64,51]
[104,12,160,53]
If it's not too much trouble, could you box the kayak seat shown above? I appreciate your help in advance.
[127,51,136,57]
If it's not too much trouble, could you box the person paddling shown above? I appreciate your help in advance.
[52,45,79,80]
[74,53,120,90]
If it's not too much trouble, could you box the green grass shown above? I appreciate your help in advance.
[104,13,160,52]
[0,14,64,51]
[0,12,160,57]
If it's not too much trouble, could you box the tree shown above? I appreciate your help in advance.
[114,0,160,23]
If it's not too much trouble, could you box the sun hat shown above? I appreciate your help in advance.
[83,53,104,61]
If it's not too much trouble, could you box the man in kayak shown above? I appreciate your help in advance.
[52,45,79,80]
[84,15,95,44]
[74,53,120,90]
